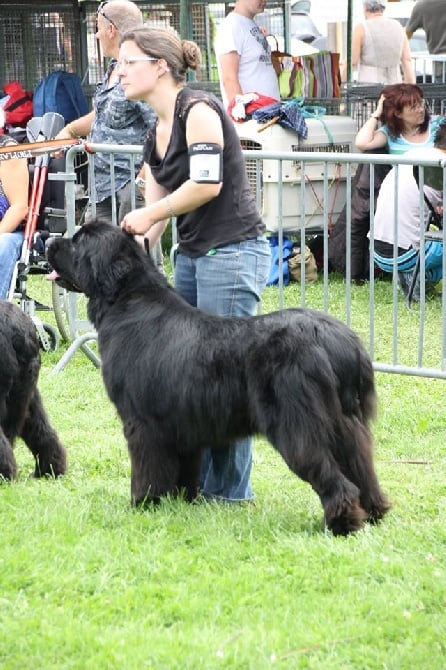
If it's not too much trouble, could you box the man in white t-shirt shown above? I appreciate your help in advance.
[215,0,280,110]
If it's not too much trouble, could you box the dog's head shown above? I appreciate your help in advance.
[47,219,159,302]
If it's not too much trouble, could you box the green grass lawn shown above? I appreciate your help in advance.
[1,272,445,669]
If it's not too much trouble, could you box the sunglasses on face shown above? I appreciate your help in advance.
[95,0,117,32]
[408,99,427,112]
[115,56,159,73]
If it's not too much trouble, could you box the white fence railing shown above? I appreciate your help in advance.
[55,143,446,379]
[412,54,446,84]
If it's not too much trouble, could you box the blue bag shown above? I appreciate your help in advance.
[266,235,294,286]
[33,71,89,124]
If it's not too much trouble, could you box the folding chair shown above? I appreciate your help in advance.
[407,165,444,307]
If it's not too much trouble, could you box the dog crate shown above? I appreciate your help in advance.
[237,115,357,231]
[0,0,84,90]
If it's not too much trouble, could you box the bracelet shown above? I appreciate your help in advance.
[66,123,78,138]
[165,195,177,219]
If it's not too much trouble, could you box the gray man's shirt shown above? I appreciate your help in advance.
[406,0,446,54]
[90,59,156,202]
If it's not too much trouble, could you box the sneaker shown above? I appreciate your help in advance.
[398,270,420,302]
[426,281,440,297]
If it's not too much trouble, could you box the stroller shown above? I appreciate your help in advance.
[7,112,76,351]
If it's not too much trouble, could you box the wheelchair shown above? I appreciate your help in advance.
[7,115,88,351]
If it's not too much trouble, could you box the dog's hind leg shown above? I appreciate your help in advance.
[264,417,368,536]
[20,389,67,478]
[284,444,367,536]
[335,417,391,524]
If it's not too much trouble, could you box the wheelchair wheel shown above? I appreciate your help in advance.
[51,282,71,342]
[37,322,59,352]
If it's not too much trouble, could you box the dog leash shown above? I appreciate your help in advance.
[0,137,82,161]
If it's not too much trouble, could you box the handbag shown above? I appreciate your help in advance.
[268,35,292,78]
[275,51,341,99]
[278,57,311,99]
[288,245,318,283]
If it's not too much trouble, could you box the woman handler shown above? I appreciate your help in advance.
[119,26,271,502]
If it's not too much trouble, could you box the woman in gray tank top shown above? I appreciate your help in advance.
[341,0,415,84]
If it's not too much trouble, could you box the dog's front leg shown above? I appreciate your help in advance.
[177,450,202,502]
[0,430,17,480]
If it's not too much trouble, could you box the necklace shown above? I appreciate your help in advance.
[404,127,420,137]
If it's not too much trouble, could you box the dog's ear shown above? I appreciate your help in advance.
[72,224,133,299]
[97,234,143,300]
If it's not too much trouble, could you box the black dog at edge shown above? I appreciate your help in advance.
[0,301,67,481]
[47,220,390,535]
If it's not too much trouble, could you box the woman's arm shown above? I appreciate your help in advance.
[341,24,363,82]
[125,162,170,250]
[122,103,224,236]
[141,164,170,250]
[355,94,388,151]
[400,35,415,84]
[0,155,29,234]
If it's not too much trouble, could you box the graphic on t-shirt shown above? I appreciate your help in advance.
[250,25,272,64]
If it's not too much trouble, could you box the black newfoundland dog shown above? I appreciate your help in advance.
[0,301,67,481]
[48,221,390,535]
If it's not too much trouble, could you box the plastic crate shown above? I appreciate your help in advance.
[236,115,357,231]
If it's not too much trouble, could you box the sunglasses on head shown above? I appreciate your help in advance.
[96,0,117,32]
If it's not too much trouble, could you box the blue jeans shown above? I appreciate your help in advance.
[0,230,24,299]
[174,236,271,501]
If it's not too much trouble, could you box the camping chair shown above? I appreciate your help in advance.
[407,165,444,307]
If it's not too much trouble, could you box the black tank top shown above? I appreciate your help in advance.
[142,87,265,257]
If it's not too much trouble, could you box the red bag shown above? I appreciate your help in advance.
[2,81,33,128]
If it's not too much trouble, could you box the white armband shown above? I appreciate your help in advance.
[188,143,223,184]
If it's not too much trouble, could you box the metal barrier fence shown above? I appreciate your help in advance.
[55,142,446,380]
[412,55,446,84]
[340,83,446,128]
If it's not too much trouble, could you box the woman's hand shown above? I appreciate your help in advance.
[355,93,387,151]
[374,94,385,118]
[121,206,156,235]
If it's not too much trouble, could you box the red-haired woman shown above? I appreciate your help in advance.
[355,83,442,154]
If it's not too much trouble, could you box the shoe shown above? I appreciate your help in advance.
[426,281,439,297]
[398,270,419,302]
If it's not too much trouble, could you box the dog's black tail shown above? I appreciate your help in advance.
[333,334,376,426]
[356,344,377,424]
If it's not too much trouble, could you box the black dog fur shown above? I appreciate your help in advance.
[0,301,67,480]
[48,220,390,535]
